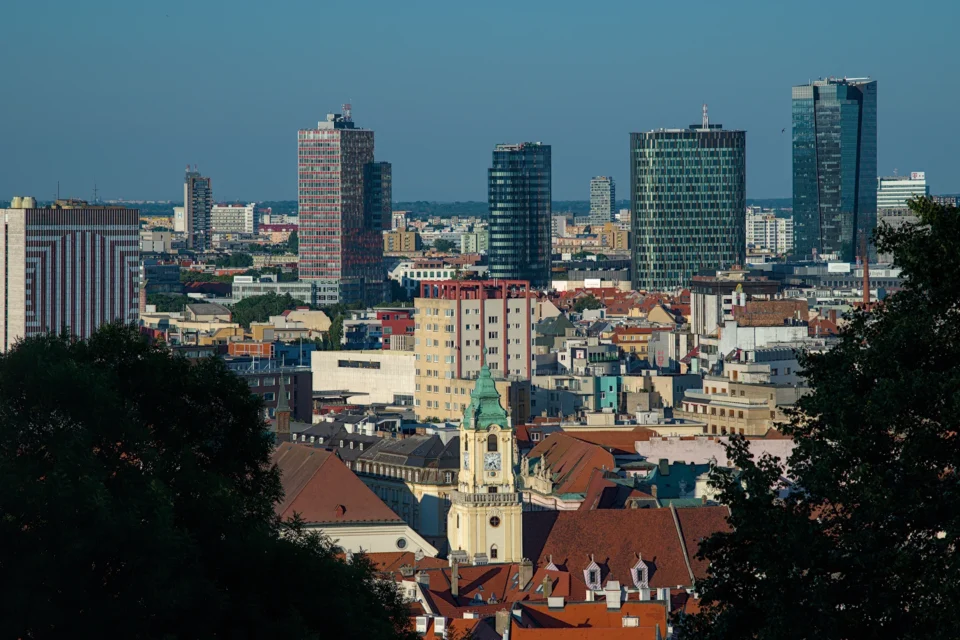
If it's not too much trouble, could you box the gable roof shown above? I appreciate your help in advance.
[673,506,731,582]
[511,601,667,640]
[527,433,616,495]
[271,443,402,524]
[566,428,657,455]
[522,508,707,597]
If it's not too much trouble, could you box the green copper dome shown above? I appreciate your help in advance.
[462,364,507,430]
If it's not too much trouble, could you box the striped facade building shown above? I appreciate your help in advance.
[0,204,140,351]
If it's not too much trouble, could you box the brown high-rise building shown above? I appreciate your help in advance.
[184,166,212,251]
[298,106,391,305]
[0,198,140,351]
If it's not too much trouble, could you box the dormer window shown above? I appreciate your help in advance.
[631,554,649,590]
[487,434,498,452]
[583,556,602,591]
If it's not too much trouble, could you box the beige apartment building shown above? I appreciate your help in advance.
[414,280,534,423]
[674,374,807,436]
[384,229,422,253]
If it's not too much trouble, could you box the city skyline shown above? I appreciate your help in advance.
[2,1,958,202]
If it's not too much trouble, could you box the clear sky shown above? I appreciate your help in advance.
[1,0,957,203]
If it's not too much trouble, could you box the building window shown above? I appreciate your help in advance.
[490,545,498,559]
[490,516,501,528]
[263,392,275,402]
[445,472,452,483]
[487,434,498,452]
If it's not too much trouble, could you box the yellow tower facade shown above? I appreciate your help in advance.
[446,364,523,564]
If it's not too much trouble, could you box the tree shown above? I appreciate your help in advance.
[679,198,960,640]
[327,314,344,350]
[573,294,603,313]
[214,252,254,269]
[0,324,415,639]
[433,239,456,253]
[287,230,299,254]
[229,292,301,328]
[146,292,192,312]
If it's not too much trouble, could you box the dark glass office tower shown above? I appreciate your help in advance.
[488,143,552,288]
[630,116,746,292]
[792,77,877,261]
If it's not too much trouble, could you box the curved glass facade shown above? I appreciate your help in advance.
[630,126,746,292]
[487,143,552,289]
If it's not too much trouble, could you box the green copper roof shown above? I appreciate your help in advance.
[462,364,507,430]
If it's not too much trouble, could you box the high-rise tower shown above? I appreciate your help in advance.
[298,106,390,305]
[630,109,746,292]
[792,77,877,261]
[589,176,616,225]
[488,143,552,289]
[183,166,212,251]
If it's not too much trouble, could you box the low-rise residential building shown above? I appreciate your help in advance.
[232,275,317,305]
[271,443,439,556]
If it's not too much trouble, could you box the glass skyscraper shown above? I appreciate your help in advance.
[630,119,746,292]
[792,77,877,261]
[488,143,552,288]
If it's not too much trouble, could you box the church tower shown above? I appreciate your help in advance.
[447,363,523,564]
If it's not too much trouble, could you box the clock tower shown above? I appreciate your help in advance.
[447,363,523,564]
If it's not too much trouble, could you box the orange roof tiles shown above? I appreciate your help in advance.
[528,433,616,495]
[673,506,731,582]
[522,508,703,598]
[271,443,402,524]
[566,428,657,455]
[511,601,667,639]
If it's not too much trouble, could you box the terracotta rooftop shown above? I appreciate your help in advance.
[522,508,724,598]
[674,506,731,581]
[365,551,448,576]
[511,601,667,639]
[528,433,616,495]
[566,428,658,455]
[271,443,402,524]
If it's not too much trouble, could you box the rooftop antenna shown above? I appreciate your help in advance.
[57,180,60,200]
[342,102,352,122]
[893,168,899,177]
[702,103,709,129]
[93,182,99,204]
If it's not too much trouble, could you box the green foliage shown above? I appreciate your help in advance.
[230,293,301,328]
[214,252,254,268]
[679,198,960,640]
[571,251,593,260]
[287,230,299,254]
[0,324,415,639]
[146,293,191,312]
[327,314,344,350]
[432,239,456,253]
[180,271,234,284]
[573,294,603,313]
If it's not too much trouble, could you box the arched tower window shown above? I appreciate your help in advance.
[487,434,498,452]
[490,544,498,560]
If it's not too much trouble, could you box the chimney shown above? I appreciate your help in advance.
[650,484,658,498]
[495,609,511,635]
[451,559,459,599]
[542,575,553,598]
[519,558,533,590]
[139,278,148,316]
[416,570,430,589]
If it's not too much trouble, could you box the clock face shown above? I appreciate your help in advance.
[462,452,470,470]
[484,452,502,471]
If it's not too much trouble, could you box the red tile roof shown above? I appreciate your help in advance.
[578,468,655,511]
[565,428,657,455]
[528,433,616,495]
[522,508,706,598]
[673,506,731,582]
[271,443,402,524]
[365,551,448,575]
[511,601,667,640]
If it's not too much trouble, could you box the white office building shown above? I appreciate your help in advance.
[210,202,256,234]
[589,176,615,224]
[877,172,929,211]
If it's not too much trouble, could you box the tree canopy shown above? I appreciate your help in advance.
[229,292,301,328]
[432,239,456,253]
[0,324,414,639]
[679,198,960,639]
[214,252,254,268]
[146,292,192,312]
[573,294,603,313]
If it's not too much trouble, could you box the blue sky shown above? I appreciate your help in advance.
[1,0,957,202]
